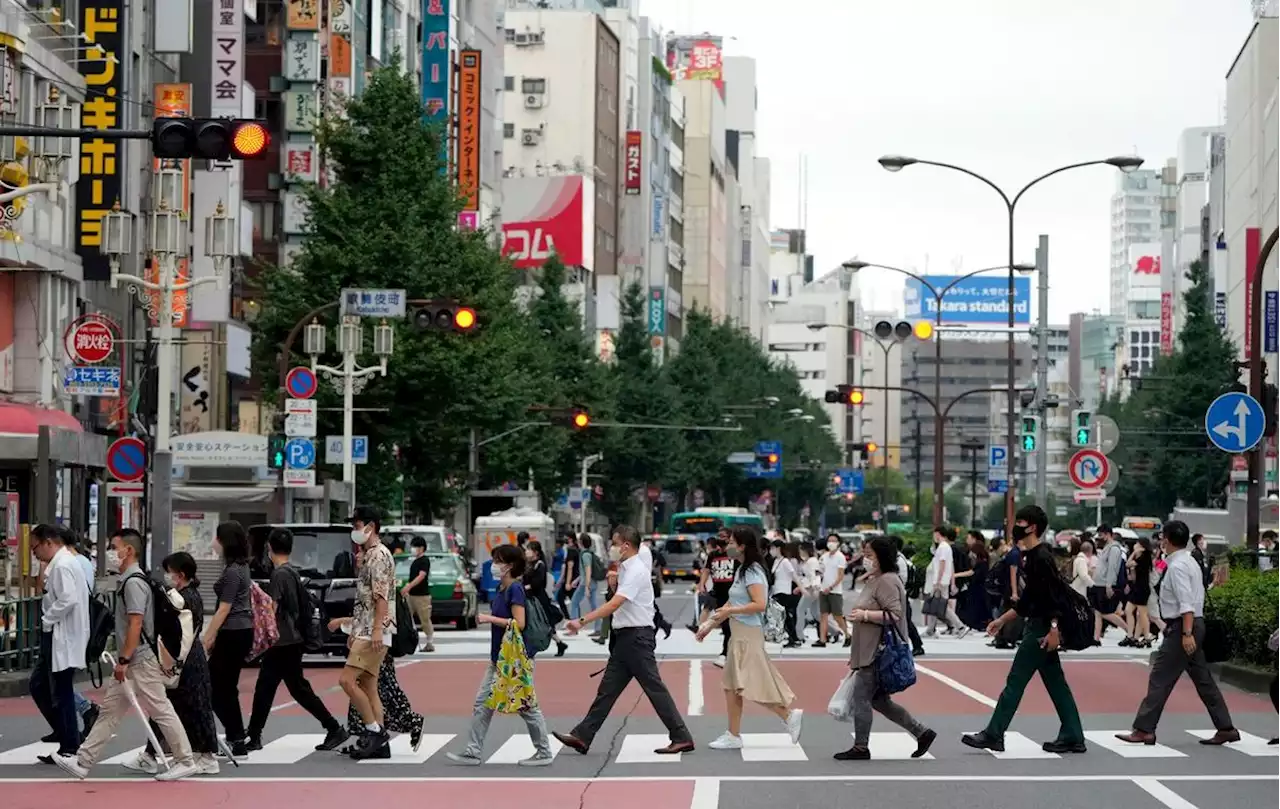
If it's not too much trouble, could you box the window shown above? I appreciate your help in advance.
[521,78,546,94]
[503,122,514,138]
[1130,330,1139,344]
[504,76,515,91]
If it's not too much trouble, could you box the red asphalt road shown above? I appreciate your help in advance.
[0,658,1272,719]
[5,778,696,809]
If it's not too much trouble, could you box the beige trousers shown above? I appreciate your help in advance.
[78,654,193,768]
[408,594,434,645]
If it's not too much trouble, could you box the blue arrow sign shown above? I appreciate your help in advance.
[1205,392,1265,454]
[833,467,863,495]
[285,438,316,469]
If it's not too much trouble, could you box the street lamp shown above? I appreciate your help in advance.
[305,315,395,503]
[875,154,1141,537]
[839,260,1034,524]
[101,173,236,558]
[0,86,75,211]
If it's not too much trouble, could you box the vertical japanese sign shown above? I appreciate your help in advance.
[1159,291,1173,355]
[286,0,319,30]
[328,0,353,102]
[151,84,192,328]
[179,331,214,434]
[1245,227,1260,359]
[1266,290,1279,355]
[211,0,244,117]
[624,131,642,195]
[456,50,482,212]
[421,0,450,135]
[648,287,665,335]
[75,0,123,283]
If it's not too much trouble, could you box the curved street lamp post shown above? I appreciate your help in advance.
[878,154,1143,535]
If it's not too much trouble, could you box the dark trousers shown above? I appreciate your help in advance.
[905,599,925,652]
[1270,676,1278,712]
[1133,618,1233,734]
[30,633,78,754]
[571,626,691,747]
[772,593,800,644]
[208,627,254,742]
[985,619,1084,742]
[247,643,339,739]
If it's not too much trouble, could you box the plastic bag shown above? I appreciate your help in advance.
[827,672,856,722]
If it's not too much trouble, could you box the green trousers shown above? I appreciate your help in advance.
[984,619,1084,742]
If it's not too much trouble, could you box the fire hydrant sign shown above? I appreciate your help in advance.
[69,320,114,363]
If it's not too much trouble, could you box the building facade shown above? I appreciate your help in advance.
[1109,169,1162,318]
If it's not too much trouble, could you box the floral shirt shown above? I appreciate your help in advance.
[351,543,395,642]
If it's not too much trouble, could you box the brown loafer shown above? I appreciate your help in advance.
[552,731,589,754]
[1198,729,1241,746]
[1114,731,1157,745]
[654,740,695,755]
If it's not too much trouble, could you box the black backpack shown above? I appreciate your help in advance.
[124,572,191,665]
[283,566,323,653]
[1056,586,1096,651]
[390,592,418,658]
[84,589,115,687]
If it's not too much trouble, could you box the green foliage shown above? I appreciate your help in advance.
[1102,260,1236,518]
[1206,568,1279,670]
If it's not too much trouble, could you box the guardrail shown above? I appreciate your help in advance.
[0,596,42,674]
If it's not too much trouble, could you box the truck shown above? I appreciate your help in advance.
[472,507,556,600]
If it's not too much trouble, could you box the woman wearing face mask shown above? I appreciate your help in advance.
[837,537,935,761]
[769,540,803,647]
[446,544,554,766]
[699,525,802,751]
[202,521,254,756]
[125,553,221,775]
[523,541,569,657]
[796,541,822,636]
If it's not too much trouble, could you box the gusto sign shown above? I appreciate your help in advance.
[624,131,642,195]
[501,177,586,269]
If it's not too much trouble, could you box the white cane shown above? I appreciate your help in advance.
[100,652,170,770]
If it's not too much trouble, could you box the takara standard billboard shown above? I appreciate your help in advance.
[904,275,1032,326]
[500,176,593,270]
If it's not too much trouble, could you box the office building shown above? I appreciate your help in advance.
[722,55,771,342]
[1109,169,1162,318]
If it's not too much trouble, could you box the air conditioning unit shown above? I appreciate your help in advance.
[524,93,544,109]
[521,130,541,146]
[514,32,530,44]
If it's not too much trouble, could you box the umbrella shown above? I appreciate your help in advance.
[99,651,169,771]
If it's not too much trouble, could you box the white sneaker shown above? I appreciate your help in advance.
[155,760,201,781]
[785,709,803,745]
[121,752,159,775]
[708,732,743,750]
[51,753,88,780]
[712,655,726,669]
[196,754,220,775]
[518,753,555,767]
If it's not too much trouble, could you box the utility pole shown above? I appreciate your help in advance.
[579,453,603,535]
[1035,235,1050,506]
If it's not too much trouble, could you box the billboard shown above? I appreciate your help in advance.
[1160,291,1173,355]
[624,131,642,195]
[667,36,723,81]
[456,50,482,211]
[75,0,124,282]
[1128,242,1162,288]
[903,275,1032,325]
[421,0,450,126]
[500,176,591,269]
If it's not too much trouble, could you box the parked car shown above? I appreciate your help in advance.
[394,551,478,630]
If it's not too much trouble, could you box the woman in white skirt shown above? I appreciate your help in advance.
[697,525,802,750]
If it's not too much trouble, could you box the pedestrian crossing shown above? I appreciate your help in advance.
[0,729,1272,766]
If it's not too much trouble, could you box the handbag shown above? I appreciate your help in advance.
[763,599,788,644]
[875,621,917,694]
[826,672,856,722]
[484,622,539,714]
[921,593,948,619]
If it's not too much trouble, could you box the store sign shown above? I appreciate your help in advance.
[624,131,642,195]
[456,50,482,211]
[75,0,124,283]
[284,143,317,182]
[421,0,450,125]
[648,287,665,335]
[211,0,244,117]
[286,0,319,30]
[1159,291,1173,355]
[284,34,320,82]
[500,176,587,269]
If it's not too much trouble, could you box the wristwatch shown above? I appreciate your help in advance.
[1182,629,1194,637]
[117,656,131,664]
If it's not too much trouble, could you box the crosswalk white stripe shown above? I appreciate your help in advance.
[484,733,564,764]
[358,733,454,765]
[859,732,935,760]
[739,733,806,762]
[0,742,57,765]
[1083,731,1187,758]
[239,734,327,765]
[984,732,1060,760]
[617,733,683,763]
[1187,730,1279,756]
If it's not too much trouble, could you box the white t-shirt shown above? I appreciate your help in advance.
[771,556,797,596]
[820,550,846,590]
[801,556,820,591]
[613,546,656,628]
[928,542,954,588]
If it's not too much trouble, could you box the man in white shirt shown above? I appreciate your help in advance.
[815,536,847,648]
[1116,520,1239,747]
[29,524,89,759]
[555,525,693,756]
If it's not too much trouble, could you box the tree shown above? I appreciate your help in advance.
[250,63,547,518]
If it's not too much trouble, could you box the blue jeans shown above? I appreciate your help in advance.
[460,663,550,759]
[574,582,600,631]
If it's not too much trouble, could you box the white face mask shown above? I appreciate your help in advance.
[163,573,178,588]
[107,549,122,572]
[608,546,622,562]
[493,563,511,580]
[827,541,838,551]
[770,547,780,558]
[350,527,369,545]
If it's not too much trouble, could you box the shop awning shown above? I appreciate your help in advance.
[0,403,103,466]
[0,403,83,436]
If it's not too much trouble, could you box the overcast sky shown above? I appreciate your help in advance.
[641,0,1258,322]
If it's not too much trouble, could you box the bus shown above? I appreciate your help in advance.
[669,507,765,538]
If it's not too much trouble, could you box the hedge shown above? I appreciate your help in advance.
[1206,568,1279,670]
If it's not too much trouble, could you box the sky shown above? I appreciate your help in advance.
[640,0,1259,322]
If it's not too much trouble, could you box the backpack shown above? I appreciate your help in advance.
[247,581,279,661]
[905,559,926,599]
[124,573,195,686]
[283,566,323,653]
[523,594,554,654]
[390,592,418,657]
[1056,586,1097,652]
[586,550,606,582]
[84,589,115,688]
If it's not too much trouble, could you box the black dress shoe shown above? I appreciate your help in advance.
[315,727,350,752]
[913,729,937,758]
[1042,738,1087,754]
[961,731,1005,752]
[41,732,58,744]
[833,745,870,760]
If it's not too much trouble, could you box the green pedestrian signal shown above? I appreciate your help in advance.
[1020,414,1039,454]
[1074,427,1090,445]
[268,434,287,469]
[1071,409,1092,447]
[1022,434,1037,452]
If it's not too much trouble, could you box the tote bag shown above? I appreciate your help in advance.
[876,622,917,694]
[484,622,539,714]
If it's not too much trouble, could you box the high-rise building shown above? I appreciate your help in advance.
[1108,169,1162,317]
[1168,127,1222,337]
[722,56,771,342]
[1069,312,1124,408]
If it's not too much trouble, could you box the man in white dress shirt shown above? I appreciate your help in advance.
[553,525,694,756]
[1116,520,1239,747]
[29,524,89,759]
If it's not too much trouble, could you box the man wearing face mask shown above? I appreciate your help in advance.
[962,506,1086,755]
[815,535,847,648]
[553,525,694,756]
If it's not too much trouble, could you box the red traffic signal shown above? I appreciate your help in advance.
[151,117,271,160]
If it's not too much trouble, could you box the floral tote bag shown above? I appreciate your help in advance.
[484,622,539,714]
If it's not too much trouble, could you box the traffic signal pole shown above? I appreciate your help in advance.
[1034,235,1050,507]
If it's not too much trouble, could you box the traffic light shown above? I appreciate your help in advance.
[551,406,591,430]
[824,384,864,406]
[412,301,479,333]
[912,321,934,340]
[1020,414,1039,453]
[151,118,271,160]
[757,451,779,472]
[267,434,287,469]
[852,442,876,461]
[1071,409,1093,447]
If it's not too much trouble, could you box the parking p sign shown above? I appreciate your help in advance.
[986,444,1009,494]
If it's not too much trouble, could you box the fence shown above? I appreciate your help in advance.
[0,596,42,674]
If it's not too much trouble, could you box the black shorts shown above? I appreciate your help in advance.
[1088,585,1121,614]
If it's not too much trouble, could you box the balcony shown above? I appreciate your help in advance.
[668,192,683,224]
[668,240,684,268]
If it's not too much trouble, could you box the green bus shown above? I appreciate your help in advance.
[669,507,765,538]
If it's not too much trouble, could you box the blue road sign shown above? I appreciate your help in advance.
[285,438,316,469]
[1205,392,1266,454]
[749,440,783,480]
[833,467,864,495]
[285,366,318,399]
[986,444,1009,494]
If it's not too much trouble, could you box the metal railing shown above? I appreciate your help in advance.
[0,596,42,674]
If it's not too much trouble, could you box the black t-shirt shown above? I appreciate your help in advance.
[562,548,580,589]
[408,555,432,596]
[707,551,737,587]
[267,564,302,646]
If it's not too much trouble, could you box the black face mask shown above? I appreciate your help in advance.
[1011,524,1030,542]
